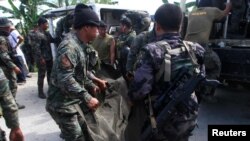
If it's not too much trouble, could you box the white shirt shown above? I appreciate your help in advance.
[8,29,28,67]
[8,29,23,57]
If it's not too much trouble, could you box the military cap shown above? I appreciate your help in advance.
[0,17,11,27]
[73,3,100,28]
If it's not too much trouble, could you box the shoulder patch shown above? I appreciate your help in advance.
[61,54,72,69]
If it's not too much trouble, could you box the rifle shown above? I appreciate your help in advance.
[140,67,220,141]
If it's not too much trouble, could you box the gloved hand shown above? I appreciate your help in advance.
[9,127,24,141]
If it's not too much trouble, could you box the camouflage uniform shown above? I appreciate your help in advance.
[126,30,156,73]
[0,34,17,98]
[0,67,19,129]
[35,29,54,96]
[46,32,97,141]
[116,30,136,77]
[55,14,73,44]
[23,29,38,72]
[125,33,205,141]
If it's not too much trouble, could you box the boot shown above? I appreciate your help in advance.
[38,85,46,99]
[16,103,25,109]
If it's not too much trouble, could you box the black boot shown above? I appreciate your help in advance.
[16,103,25,109]
[38,92,46,99]
[38,85,46,99]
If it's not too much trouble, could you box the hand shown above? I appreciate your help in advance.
[126,71,134,81]
[91,86,100,96]
[96,79,108,92]
[40,58,46,65]
[87,97,99,111]
[9,127,24,141]
[13,67,21,74]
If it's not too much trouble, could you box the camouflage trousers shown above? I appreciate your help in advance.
[36,59,53,94]
[47,110,88,141]
[0,68,19,127]
[1,66,17,98]
[202,48,221,96]
[125,101,197,141]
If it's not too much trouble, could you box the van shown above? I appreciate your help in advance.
[44,3,150,59]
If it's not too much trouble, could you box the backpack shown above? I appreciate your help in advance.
[122,10,151,34]
[155,40,200,82]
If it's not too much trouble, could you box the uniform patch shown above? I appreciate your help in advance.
[61,54,72,69]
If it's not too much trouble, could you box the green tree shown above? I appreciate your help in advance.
[162,0,169,3]
[0,0,58,36]
[51,0,113,6]
[162,0,196,13]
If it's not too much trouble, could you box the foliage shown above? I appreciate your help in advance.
[0,0,115,36]
[162,0,169,3]
[50,0,113,6]
[0,0,58,36]
[162,0,196,13]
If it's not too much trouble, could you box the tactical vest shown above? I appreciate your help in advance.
[155,40,200,83]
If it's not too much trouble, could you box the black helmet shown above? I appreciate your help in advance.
[0,17,11,27]
[123,10,151,34]
[120,17,132,28]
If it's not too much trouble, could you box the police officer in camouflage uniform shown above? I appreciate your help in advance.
[0,67,24,141]
[116,17,136,78]
[46,4,101,141]
[125,4,205,141]
[35,17,56,99]
[0,17,25,109]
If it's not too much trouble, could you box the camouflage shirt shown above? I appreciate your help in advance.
[35,29,54,61]
[116,30,136,58]
[46,32,96,114]
[128,33,205,100]
[126,30,156,72]
[0,34,16,69]
[0,67,19,129]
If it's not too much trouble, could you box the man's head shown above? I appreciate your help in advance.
[120,17,132,33]
[0,17,12,35]
[65,12,74,28]
[98,21,107,37]
[73,3,100,42]
[38,17,48,31]
[154,3,182,35]
[123,10,152,34]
